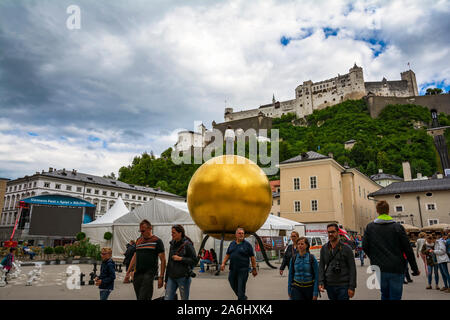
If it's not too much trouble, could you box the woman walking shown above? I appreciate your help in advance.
[288,237,319,300]
[422,235,439,290]
[416,232,427,276]
[164,225,197,300]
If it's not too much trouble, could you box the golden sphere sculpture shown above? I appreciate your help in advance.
[187,155,272,241]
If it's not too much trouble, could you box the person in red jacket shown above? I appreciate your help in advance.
[199,248,213,273]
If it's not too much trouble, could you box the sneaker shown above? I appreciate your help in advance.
[199,270,205,273]
[408,279,413,283]
[440,287,448,291]
[426,285,432,289]
[404,281,408,284]
[435,286,440,290]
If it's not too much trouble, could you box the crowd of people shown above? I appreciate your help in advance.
[1,200,449,301]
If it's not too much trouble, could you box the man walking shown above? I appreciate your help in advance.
[123,219,166,300]
[220,227,258,300]
[362,201,420,300]
[318,223,357,300]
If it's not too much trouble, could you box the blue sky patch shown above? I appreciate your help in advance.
[280,36,291,46]
[323,27,339,38]
[419,81,450,95]
[88,135,101,142]
[27,132,38,136]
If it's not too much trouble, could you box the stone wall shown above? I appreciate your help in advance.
[366,94,450,118]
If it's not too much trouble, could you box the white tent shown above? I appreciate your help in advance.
[81,197,129,247]
[110,197,306,259]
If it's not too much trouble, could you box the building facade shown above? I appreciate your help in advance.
[368,176,450,227]
[0,178,9,218]
[270,192,280,217]
[0,168,183,242]
[370,169,403,187]
[279,151,381,235]
[223,64,418,122]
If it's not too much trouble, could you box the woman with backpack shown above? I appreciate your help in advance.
[422,235,440,290]
[288,237,319,300]
[164,224,197,300]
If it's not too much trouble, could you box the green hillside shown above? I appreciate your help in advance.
[118,99,450,196]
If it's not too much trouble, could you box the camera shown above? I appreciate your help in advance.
[332,261,341,274]
[187,270,196,278]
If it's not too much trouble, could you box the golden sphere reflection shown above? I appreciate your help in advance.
[187,155,272,241]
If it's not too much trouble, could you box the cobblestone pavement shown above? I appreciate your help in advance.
[0,258,448,300]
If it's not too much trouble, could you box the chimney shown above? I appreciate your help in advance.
[417,172,422,179]
[402,162,412,181]
[49,167,53,172]
[72,169,77,175]
[437,173,443,179]
[378,169,383,174]
[328,152,334,159]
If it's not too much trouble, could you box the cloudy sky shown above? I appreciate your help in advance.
[1,0,449,180]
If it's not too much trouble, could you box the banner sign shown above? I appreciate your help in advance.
[260,236,285,250]
[21,195,95,207]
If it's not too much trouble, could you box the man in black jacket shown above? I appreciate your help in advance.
[363,200,420,300]
[318,223,357,300]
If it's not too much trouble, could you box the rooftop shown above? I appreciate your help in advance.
[10,169,182,199]
[280,151,329,165]
[370,173,403,181]
[369,176,450,197]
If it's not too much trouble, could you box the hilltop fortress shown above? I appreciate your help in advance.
[224,64,419,122]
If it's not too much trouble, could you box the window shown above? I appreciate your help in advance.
[276,187,280,193]
[339,181,341,192]
[110,192,115,197]
[33,182,37,188]
[311,238,317,246]
[428,219,439,226]
[86,188,91,193]
[76,187,82,192]
[55,184,61,190]
[311,200,318,211]
[132,195,136,200]
[277,212,280,217]
[66,185,72,191]
[277,199,280,205]
[294,201,301,212]
[125,194,129,199]
[359,186,361,197]
[310,176,317,189]
[395,205,404,213]
[94,190,99,195]
[426,203,436,211]
[101,206,106,213]
[316,238,322,246]
[143,197,147,201]
[102,191,107,196]
[44,182,50,188]
[293,178,300,190]
[426,192,433,197]
[138,196,142,201]
[395,194,401,199]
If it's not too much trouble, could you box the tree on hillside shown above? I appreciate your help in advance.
[425,87,443,95]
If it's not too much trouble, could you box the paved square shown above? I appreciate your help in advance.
[0,258,448,300]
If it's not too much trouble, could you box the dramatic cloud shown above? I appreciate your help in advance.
[0,0,449,179]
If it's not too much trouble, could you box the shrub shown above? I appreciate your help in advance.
[76,232,86,241]
[104,232,113,240]
[54,246,65,259]
[44,247,54,260]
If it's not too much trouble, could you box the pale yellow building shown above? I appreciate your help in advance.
[279,151,381,235]
[270,192,280,217]
[368,176,450,227]
[0,178,9,218]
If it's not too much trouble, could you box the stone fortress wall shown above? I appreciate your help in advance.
[224,64,418,122]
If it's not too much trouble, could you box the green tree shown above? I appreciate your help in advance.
[425,87,443,95]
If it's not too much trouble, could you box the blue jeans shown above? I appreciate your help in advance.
[438,263,449,288]
[359,250,364,266]
[99,289,112,300]
[326,286,349,300]
[427,265,439,285]
[380,272,404,300]
[291,285,314,300]
[228,268,249,300]
[165,277,191,300]
[200,259,212,272]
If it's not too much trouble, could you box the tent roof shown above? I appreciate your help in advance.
[261,215,305,230]
[113,198,195,226]
[113,198,304,231]
[84,197,129,226]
